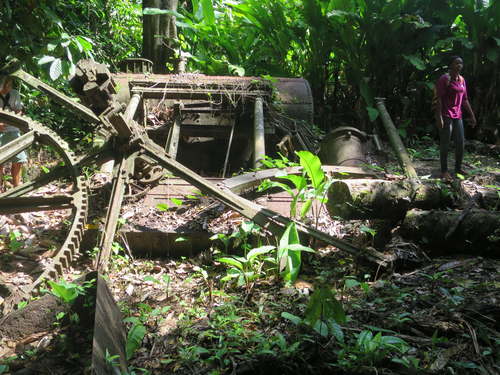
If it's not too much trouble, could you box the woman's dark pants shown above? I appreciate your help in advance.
[440,117,464,173]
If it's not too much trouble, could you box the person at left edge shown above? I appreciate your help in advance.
[0,75,27,189]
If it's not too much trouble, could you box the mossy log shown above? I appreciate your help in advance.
[327,179,453,220]
[400,209,500,255]
[461,183,500,211]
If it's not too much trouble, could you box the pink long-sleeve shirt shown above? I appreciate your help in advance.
[436,74,468,119]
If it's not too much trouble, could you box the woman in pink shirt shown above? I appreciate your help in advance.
[435,56,477,181]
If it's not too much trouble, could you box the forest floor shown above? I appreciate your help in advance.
[0,136,499,375]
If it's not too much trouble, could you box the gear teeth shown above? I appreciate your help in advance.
[0,109,88,314]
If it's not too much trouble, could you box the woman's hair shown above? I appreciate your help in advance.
[449,56,462,67]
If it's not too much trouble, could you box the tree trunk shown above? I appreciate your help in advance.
[142,0,179,73]
[326,179,453,220]
[400,208,500,255]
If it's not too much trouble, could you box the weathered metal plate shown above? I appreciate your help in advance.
[92,274,128,375]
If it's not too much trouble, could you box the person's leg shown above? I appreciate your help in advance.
[439,117,453,179]
[0,133,5,190]
[0,164,4,191]
[11,162,23,186]
[7,130,28,187]
[453,118,465,174]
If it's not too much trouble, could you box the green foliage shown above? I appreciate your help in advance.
[259,154,298,169]
[258,150,329,220]
[217,245,275,293]
[335,330,410,368]
[7,230,23,252]
[215,221,314,289]
[277,222,315,283]
[282,286,345,338]
[47,278,94,304]
[126,323,147,360]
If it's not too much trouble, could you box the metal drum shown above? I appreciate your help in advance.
[318,126,367,166]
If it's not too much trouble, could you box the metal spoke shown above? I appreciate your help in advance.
[0,130,35,164]
[0,195,73,214]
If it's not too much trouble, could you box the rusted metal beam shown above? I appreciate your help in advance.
[0,165,71,199]
[131,87,268,100]
[96,154,133,271]
[0,130,35,164]
[141,139,389,266]
[11,70,100,124]
[0,195,73,214]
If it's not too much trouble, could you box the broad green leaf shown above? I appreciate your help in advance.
[156,203,169,211]
[217,257,243,270]
[300,199,313,219]
[366,106,379,122]
[277,174,307,191]
[296,151,324,190]
[170,198,183,206]
[360,225,377,237]
[344,278,360,289]
[126,324,146,360]
[49,58,62,80]
[279,222,300,249]
[258,180,293,195]
[330,321,344,343]
[48,280,79,303]
[283,249,301,283]
[305,287,346,326]
[313,320,329,337]
[38,55,55,65]
[286,243,315,253]
[240,221,256,233]
[357,330,373,349]
[76,36,93,52]
[201,0,215,25]
[281,312,302,325]
[247,246,275,261]
[143,275,160,284]
[403,54,426,70]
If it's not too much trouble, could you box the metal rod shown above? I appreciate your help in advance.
[166,103,182,159]
[222,122,235,178]
[124,93,141,122]
[253,97,265,168]
[375,97,418,179]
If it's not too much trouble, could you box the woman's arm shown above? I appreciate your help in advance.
[435,97,444,128]
[463,98,476,127]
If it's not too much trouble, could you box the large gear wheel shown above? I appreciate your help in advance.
[0,109,88,313]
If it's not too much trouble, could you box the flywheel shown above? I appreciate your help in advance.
[0,109,88,314]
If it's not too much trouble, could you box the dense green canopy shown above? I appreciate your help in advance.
[1,0,498,132]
